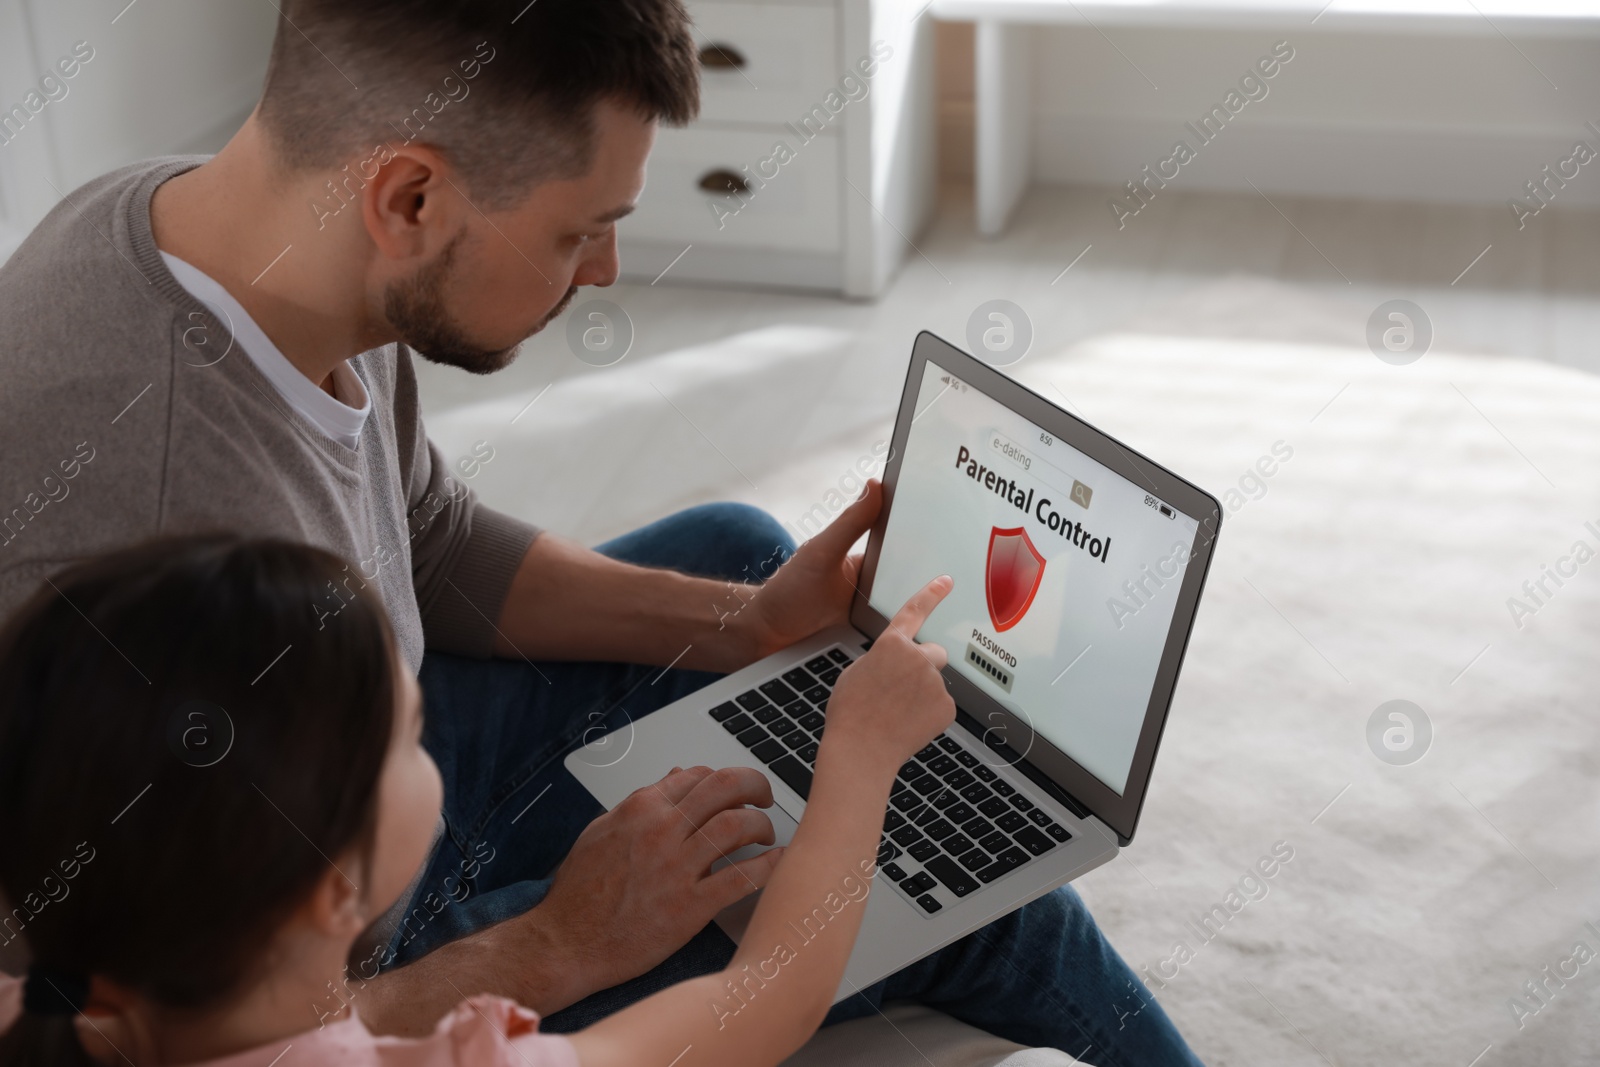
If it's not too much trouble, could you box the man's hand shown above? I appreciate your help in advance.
[530,765,785,999]
[741,478,884,663]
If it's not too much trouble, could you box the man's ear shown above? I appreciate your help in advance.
[361,145,466,262]
[302,858,370,938]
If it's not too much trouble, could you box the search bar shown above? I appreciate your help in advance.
[987,430,1095,510]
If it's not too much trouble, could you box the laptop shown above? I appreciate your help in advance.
[565,329,1222,1000]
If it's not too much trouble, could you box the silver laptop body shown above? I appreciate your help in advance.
[566,330,1222,1002]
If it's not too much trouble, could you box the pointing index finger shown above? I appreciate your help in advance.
[888,574,953,641]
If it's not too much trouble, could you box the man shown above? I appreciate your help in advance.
[0,1,1201,1062]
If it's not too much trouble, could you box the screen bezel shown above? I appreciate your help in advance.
[850,331,1222,844]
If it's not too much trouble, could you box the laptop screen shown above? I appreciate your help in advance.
[867,357,1201,797]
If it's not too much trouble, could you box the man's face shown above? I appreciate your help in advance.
[384,99,654,375]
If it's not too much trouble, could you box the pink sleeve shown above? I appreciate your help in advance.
[435,994,580,1067]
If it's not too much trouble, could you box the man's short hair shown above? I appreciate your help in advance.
[257,0,699,208]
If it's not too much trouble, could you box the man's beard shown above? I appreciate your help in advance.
[384,232,578,376]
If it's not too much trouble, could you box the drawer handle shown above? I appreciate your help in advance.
[698,169,749,196]
[698,42,747,70]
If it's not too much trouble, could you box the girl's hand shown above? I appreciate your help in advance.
[566,575,958,1067]
[823,574,956,772]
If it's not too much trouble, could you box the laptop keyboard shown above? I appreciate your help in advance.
[708,644,1073,917]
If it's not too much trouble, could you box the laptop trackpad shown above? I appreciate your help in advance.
[709,800,800,944]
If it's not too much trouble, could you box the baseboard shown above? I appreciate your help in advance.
[1031,114,1600,208]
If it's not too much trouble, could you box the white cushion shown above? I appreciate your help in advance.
[781,1003,1081,1067]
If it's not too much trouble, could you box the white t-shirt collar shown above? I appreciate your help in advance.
[161,251,371,449]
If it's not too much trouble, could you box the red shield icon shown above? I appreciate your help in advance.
[986,526,1046,632]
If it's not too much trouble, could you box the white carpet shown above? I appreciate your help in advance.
[427,325,856,545]
[435,298,1600,1066]
[1001,330,1600,1067]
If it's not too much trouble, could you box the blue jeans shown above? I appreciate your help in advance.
[393,502,1203,1066]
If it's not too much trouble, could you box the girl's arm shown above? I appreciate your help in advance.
[565,575,955,1067]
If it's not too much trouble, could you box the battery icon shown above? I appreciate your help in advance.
[1158,503,1174,519]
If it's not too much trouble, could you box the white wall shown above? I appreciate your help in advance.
[860,0,938,295]
[938,21,1600,207]
[0,0,276,259]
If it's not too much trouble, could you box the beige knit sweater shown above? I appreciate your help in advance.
[0,156,541,671]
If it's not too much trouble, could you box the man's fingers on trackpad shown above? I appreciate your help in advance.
[653,764,714,804]
[697,806,776,860]
[706,801,797,873]
[677,765,775,825]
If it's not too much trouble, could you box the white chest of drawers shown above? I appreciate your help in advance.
[619,0,937,299]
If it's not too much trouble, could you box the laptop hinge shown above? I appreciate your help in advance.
[953,709,1094,823]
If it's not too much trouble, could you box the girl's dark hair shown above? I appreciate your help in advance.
[0,534,397,1065]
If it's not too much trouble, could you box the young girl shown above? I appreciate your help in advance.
[0,534,954,1066]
